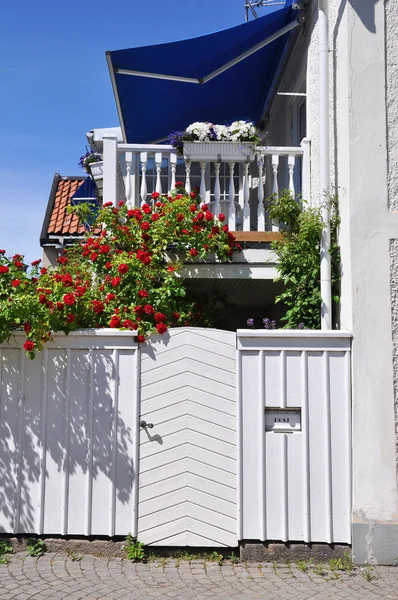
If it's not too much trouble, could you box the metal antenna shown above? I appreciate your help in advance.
[245,1,288,20]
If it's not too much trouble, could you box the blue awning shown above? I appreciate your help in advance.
[107,1,298,144]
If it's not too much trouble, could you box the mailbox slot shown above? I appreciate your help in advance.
[265,408,301,433]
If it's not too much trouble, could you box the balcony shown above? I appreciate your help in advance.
[101,135,311,278]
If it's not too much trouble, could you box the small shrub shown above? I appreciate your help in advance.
[124,534,145,562]
[26,539,46,557]
[0,540,12,556]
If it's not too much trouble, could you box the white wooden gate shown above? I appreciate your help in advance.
[138,328,237,546]
[0,331,139,536]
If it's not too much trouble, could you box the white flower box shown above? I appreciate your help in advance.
[183,141,255,162]
[89,160,104,194]
[89,160,104,180]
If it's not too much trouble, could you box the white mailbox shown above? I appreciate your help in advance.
[265,408,301,432]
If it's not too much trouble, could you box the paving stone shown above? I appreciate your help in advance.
[1,554,398,598]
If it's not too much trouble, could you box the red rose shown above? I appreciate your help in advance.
[75,285,86,297]
[176,213,184,222]
[190,248,198,257]
[111,277,121,287]
[92,300,105,314]
[66,313,75,324]
[142,203,151,214]
[0,265,9,274]
[134,305,144,315]
[118,264,128,274]
[109,315,121,328]
[222,224,229,233]
[40,267,47,275]
[173,312,180,320]
[141,221,150,231]
[122,319,134,329]
[11,279,21,287]
[189,204,197,213]
[138,290,148,298]
[90,252,98,262]
[151,192,160,200]
[31,259,41,266]
[23,323,31,333]
[201,204,208,211]
[196,211,204,221]
[167,265,175,272]
[106,293,116,303]
[31,277,38,283]
[127,209,134,218]
[211,226,219,234]
[156,323,168,334]
[23,341,34,352]
[151,213,160,221]
[155,201,162,207]
[99,245,111,254]
[103,201,113,207]
[204,244,209,251]
[56,302,64,310]
[87,237,95,244]
[39,294,47,304]
[58,256,68,265]
[14,261,23,268]
[175,181,184,188]
[205,212,214,221]
[154,312,167,323]
[142,233,150,242]
[137,334,146,343]
[182,229,189,235]
[218,213,226,222]
[189,192,196,199]
[118,200,125,207]
[143,304,155,315]
[105,261,112,269]
[63,293,76,306]
[0,250,5,254]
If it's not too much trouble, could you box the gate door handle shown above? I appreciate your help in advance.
[140,420,154,429]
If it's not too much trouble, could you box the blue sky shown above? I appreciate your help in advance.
[0,0,251,264]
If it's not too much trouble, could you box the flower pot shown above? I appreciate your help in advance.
[183,141,255,162]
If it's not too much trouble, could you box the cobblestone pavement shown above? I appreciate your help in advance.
[1,554,398,599]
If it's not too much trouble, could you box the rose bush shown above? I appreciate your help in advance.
[0,184,240,358]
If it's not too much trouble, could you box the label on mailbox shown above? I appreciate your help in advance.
[265,409,301,432]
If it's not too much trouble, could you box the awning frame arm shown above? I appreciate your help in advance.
[112,20,299,85]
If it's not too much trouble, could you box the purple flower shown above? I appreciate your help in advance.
[247,318,254,328]
[263,318,276,330]
[168,130,185,155]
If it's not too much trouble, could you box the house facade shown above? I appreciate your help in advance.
[35,0,398,563]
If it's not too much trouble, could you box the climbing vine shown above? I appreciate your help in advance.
[268,191,340,329]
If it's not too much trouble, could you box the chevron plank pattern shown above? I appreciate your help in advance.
[138,328,237,546]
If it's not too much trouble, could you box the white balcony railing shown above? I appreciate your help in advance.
[102,134,311,234]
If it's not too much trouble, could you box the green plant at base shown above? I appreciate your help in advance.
[313,562,326,576]
[26,539,46,557]
[362,564,374,582]
[0,540,12,556]
[268,191,340,329]
[124,534,145,562]
[296,559,310,572]
[329,552,353,574]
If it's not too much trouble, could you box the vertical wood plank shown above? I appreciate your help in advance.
[86,349,94,536]
[323,351,333,543]
[38,350,48,534]
[14,349,25,534]
[301,350,311,543]
[62,349,71,535]
[109,349,119,537]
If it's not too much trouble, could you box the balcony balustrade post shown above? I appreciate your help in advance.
[103,134,118,207]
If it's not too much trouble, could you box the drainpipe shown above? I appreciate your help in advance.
[319,0,332,329]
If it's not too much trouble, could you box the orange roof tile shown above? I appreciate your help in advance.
[47,176,87,236]
[41,174,101,245]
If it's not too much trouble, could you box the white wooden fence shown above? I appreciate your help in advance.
[0,330,139,536]
[0,328,351,545]
[237,330,352,544]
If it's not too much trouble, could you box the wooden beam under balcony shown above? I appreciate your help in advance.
[231,231,283,243]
